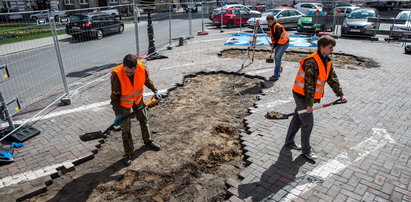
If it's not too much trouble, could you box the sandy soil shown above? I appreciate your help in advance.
[219,49,379,69]
[27,73,261,202]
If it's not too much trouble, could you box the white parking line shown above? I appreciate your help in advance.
[265,128,396,201]
[0,89,168,127]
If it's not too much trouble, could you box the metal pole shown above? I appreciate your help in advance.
[133,0,140,56]
[220,7,224,32]
[201,1,205,32]
[169,3,172,47]
[50,16,69,96]
[239,9,242,32]
[0,92,14,130]
[189,0,193,38]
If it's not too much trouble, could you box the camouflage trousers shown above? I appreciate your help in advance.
[119,101,152,155]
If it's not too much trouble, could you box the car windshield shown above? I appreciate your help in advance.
[9,8,19,12]
[313,3,323,8]
[347,10,375,19]
[396,12,411,20]
[69,15,88,22]
[305,10,327,16]
[263,9,281,16]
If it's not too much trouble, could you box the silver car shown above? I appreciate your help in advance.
[391,10,411,33]
[247,7,303,31]
[29,9,66,21]
[341,8,378,36]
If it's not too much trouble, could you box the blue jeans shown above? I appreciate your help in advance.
[273,41,289,77]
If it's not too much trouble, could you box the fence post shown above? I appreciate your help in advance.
[189,0,193,38]
[50,17,71,105]
[133,0,140,56]
[168,3,172,49]
[0,91,15,130]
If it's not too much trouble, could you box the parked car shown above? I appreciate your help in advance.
[391,10,411,33]
[213,8,257,28]
[0,7,23,21]
[99,6,120,17]
[247,7,303,30]
[365,1,395,11]
[65,12,124,40]
[249,5,272,13]
[29,9,66,21]
[333,6,359,16]
[341,8,378,37]
[297,10,332,33]
[294,3,323,14]
[210,4,260,21]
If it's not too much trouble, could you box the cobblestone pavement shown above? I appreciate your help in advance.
[0,25,410,201]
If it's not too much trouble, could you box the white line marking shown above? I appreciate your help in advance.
[254,98,294,112]
[0,89,168,127]
[264,128,396,201]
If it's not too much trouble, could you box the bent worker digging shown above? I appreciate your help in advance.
[111,54,162,165]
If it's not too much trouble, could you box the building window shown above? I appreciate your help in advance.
[121,0,129,3]
[109,0,118,3]
[64,0,73,5]
[80,0,88,4]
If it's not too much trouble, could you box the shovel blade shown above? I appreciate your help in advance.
[80,131,106,142]
[265,111,288,119]
[266,58,274,63]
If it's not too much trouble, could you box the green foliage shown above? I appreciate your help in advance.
[0,23,65,45]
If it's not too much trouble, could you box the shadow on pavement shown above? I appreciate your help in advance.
[238,146,308,201]
[47,146,148,202]
[66,63,117,77]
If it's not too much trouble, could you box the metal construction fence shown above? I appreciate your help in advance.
[1,1,408,140]
[0,2,221,140]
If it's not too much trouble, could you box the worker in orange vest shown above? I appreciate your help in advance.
[285,35,346,161]
[111,54,162,165]
[266,14,289,81]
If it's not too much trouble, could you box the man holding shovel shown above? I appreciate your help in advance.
[111,54,162,165]
[285,35,346,161]
[266,14,289,81]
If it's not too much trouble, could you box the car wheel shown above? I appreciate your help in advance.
[112,13,116,17]
[96,30,103,40]
[119,25,124,33]
[32,16,38,21]
[54,15,59,21]
[226,20,234,29]
[405,45,411,54]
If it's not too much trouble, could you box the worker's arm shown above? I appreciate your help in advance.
[110,73,123,116]
[144,66,158,93]
[272,25,282,48]
[327,65,344,97]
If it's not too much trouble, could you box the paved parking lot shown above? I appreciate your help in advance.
[0,22,410,201]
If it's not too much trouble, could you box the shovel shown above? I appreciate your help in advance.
[79,96,161,142]
[265,99,347,120]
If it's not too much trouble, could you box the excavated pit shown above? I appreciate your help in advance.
[219,48,380,69]
[29,73,262,202]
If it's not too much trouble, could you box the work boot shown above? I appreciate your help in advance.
[269,75,279,81]
[285,142,302,150]
[124,154,132,166]
[303,151,318,161]
[145,141,161,151]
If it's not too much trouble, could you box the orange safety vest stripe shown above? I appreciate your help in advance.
[112,60,146,108]
[292,52,332,99]
[270,23,290,45]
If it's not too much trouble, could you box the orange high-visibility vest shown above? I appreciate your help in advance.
[270,23,289,45]
[292,52,332,99]
[112,60,146,108]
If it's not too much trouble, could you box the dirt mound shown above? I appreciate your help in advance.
[219,49,380,69]
[28,73,261,202]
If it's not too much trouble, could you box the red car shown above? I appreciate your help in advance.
[213,8,258,28]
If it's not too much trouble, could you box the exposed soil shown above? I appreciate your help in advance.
[27,73,262,202]
[219,49,380,69]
